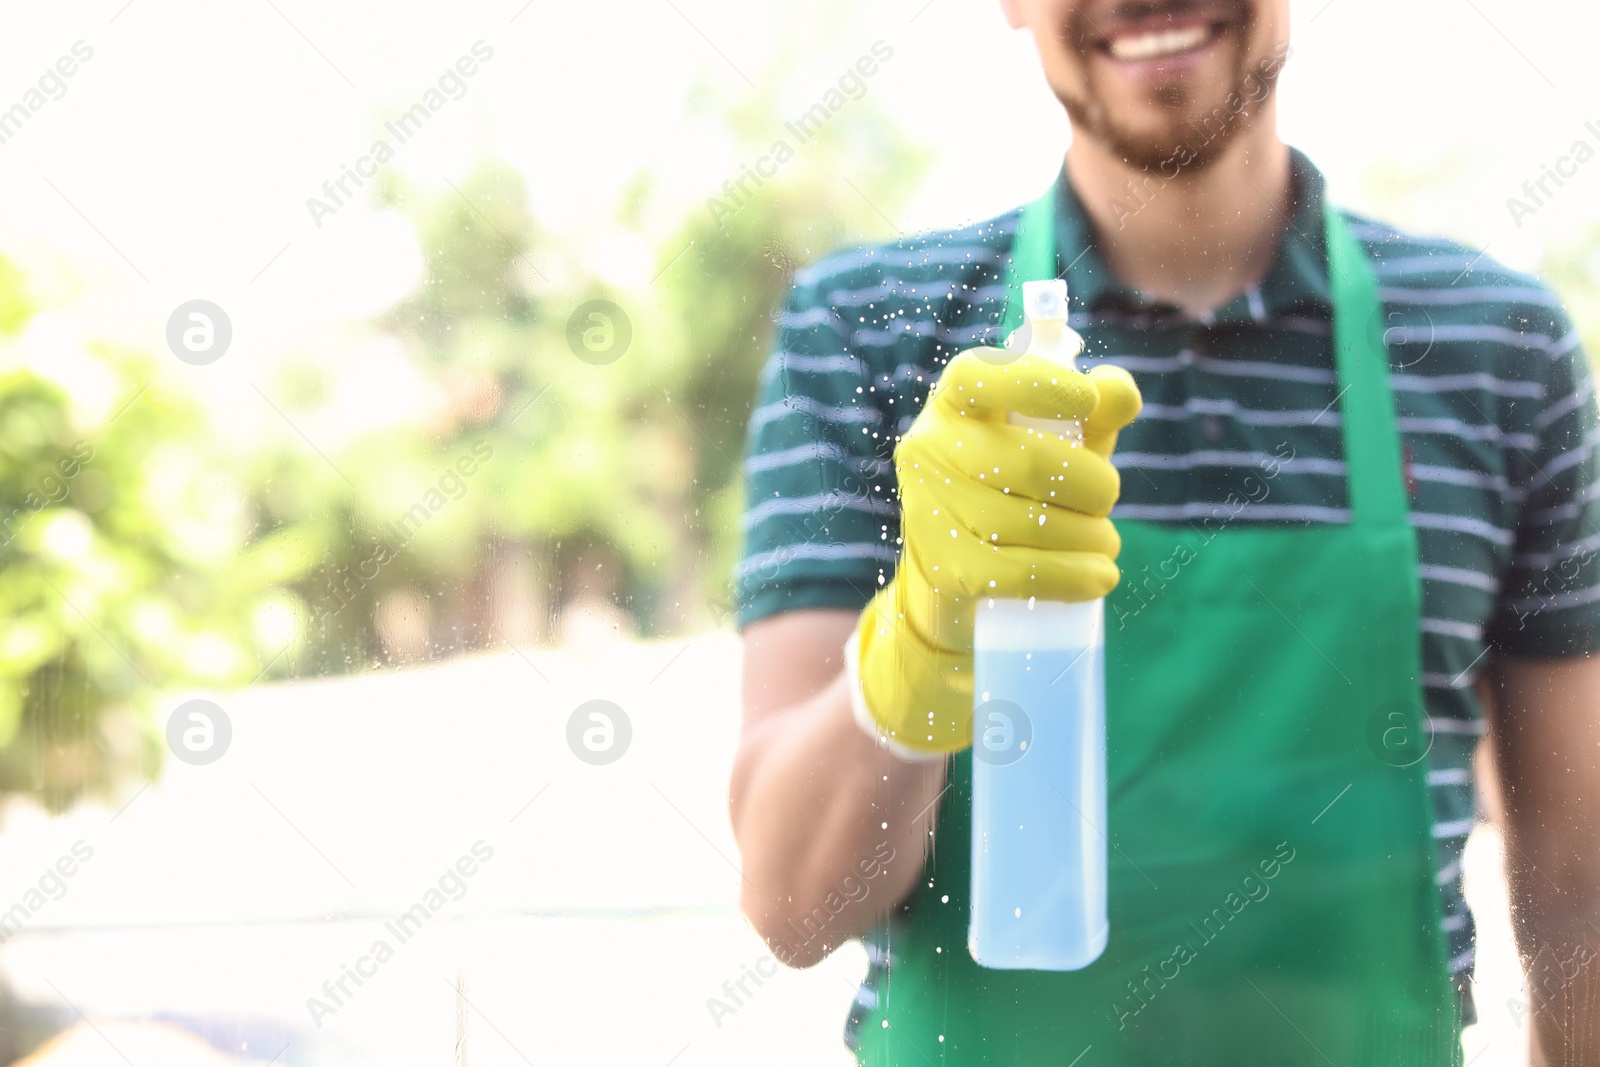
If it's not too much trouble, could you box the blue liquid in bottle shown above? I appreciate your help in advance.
[969,598,1108,970]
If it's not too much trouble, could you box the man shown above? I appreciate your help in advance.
[729,0,1600,1062]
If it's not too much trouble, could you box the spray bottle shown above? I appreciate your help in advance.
[969,278,1108,971]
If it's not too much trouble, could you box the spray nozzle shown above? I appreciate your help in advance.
[1022,279,1068,322]
[1004,275,1086,434]
[1011,277,1083,370]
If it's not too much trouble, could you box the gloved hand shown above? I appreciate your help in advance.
[845,349,1141,758]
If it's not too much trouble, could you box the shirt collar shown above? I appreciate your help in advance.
[1054,147,1333,324]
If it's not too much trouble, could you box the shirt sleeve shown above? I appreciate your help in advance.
[1486,311,1600,657]
[733,270,902,630]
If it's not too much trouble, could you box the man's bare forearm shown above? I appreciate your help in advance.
[1487,655,1600,1065]
[1502,802,1600,1064]
[1509,889,1600,1066]
[731,670,948,968]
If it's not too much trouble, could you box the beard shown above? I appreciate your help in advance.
[1056,0,1281,173]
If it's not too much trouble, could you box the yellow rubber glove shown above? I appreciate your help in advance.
[845,348,1142,758]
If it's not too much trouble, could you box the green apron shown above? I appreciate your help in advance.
[852,188,1462,1065]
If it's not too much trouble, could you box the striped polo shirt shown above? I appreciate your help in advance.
[734,148,1600,1025]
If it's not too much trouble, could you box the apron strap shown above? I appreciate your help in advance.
[1325,206,1409,529]
[999,189,1060,337]
[1001,183,1411,531]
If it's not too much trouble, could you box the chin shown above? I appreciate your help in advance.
[1048,0,1288,171]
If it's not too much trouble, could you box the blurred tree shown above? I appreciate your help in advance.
[269,28,931,660]
[0,20,935,807]
[637,23,931,630]
[1542,220,1600,365]
[1354,149,1482,250]
[0,262,298,807]
[1359,155,1600,370]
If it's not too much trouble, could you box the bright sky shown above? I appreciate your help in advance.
[0,0,1597,411]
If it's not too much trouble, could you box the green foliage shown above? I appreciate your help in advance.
[653,56,931,623]
[1542,220,1600,367]
[266,52,930,653]
[0,332,290,808]
[0,255,32,336]
[0,31,929,803]
[1359,154,1600,371]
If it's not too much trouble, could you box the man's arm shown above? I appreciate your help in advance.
[1485,653,1600,1065]
[729,608,947,968]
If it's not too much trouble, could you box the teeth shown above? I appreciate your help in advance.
[1108,25,1210,61]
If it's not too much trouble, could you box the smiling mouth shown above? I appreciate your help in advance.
[1107,22,1223,60]
[1094,17,1231,62]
